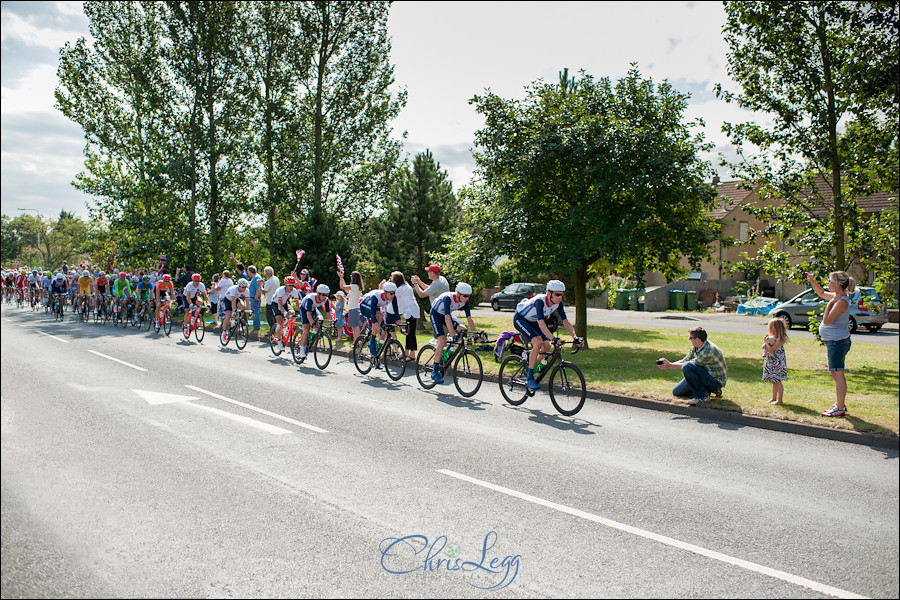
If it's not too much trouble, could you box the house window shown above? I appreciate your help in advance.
[739,221,749,242]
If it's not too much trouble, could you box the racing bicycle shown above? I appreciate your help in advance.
[498,339,586,416]
[182,304,206,342]
[292,317,333,370]
[415,330,484,398]
[220,308,249,349]
[351,322,406,380]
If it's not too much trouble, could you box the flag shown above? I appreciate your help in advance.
[336,253,344,272]
[296,249,305,261]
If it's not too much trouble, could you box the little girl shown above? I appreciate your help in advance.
[334,291,346,340]
[762,318,789,404]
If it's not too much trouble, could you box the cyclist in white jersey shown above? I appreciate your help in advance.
[428,283,478,384]
[295,285,333,358]
[271,276,302,352]
[181,273,209,330]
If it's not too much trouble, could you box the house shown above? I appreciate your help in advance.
[641,176,898,309]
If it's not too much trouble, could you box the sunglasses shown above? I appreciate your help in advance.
[459,294,471,298]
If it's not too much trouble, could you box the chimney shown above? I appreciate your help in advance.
[712,175,720,185]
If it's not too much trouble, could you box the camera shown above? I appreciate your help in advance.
[656,359,664,365]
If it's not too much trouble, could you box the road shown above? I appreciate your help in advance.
[2,305,898,598]
[474,304,900,346]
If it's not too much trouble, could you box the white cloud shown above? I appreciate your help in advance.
[0,4,83,49]
[1,63,60,115]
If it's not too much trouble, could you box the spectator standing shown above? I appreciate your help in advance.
[247,265,262,331]
[806,271,855,417]
[209,274,220,325]
[334,291,346,340]
[339,270,364,341]
[392,271,421,361]
[263,266,280,338]
[214,270,234,325]
[656,326,727,405]
[762,318,789,405]
[412,264,450,309]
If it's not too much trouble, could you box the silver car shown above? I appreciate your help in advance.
[768,286,888,333]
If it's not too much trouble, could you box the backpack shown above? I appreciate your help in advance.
[493,330,525,363]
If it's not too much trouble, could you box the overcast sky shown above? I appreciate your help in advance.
[1,0,758,220]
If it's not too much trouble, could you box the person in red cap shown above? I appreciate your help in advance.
[412,264,449,308]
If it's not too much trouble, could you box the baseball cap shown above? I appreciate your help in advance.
[426,265,441,274]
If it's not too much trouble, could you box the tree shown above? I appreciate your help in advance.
[0,213,94,268]
[372,150,458,276]
[453,67,718,338]
[717,1,899,290]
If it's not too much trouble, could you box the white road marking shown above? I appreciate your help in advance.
[185,385,328,434]
[183,403,292,435]
[87,349,147,372]
[437,469,867,599]
[133,390,200,405]
[37,331,70,343]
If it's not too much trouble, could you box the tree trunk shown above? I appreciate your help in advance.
[818,9,845,270]
[574,261,588,347]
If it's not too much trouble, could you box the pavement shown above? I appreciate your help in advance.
[209,319,898,451]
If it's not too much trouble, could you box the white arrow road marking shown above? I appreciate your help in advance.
[437,469,868,600]
[185,385,328,434]
[133,389,291,435]
[88,350,147,372]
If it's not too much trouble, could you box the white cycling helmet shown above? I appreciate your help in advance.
[382,282,397,292]
[316,284,330,295]
[56,272,65,281]
[546,280,566,292]
[455,282,473,295]
[82,270,90,277]
[237,278,249,287]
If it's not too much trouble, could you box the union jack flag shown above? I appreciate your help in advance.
[296,249,305,261]
[336,254,344,272]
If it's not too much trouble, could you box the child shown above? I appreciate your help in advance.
[334,290,346,339]
[762,318,789,404]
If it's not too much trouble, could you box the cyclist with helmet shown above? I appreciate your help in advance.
[41,271,53,307]
[49,272,68,312]
[181,273,209,331]
[428,283,478,384]
[95,271,110,315]
[77,270,94,314]
[296,284,333,359]
[270,276,302,353]
[154,273,176,325]
[514,279,583,390]
[220,278,250,343]
[360,282,400,357]
[15,269,28,303]
[135,274,154,317]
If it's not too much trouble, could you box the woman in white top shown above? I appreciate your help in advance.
[262,266,280,336]
[805,271,855,418]
[392,271,421,360]
[339,269,364,342]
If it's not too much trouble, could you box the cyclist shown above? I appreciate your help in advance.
[513,279,583,390]
[77,269,94,314]
[428,283,478,384]
[220,278,250,343]
[296,284,333,359]
[181,273,209,331]
[95,271,110,315]
[135,274,154,320]
[271,276,302,353]
[360,282,400,357]
[154,273,175,325]
[49,272,68,312]
[41,270,52,307]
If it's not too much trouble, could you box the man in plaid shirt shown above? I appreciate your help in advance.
[657,327,727,405]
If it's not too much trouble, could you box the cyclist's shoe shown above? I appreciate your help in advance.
[277,340,284,353]
[431,364,444,384]
[222,333,229,343]
[525,370,541,390]
[299,346,307,358]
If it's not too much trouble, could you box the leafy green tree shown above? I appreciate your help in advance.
[372,150,458,276]
[452,67,718,338]
[717,1,899,292]
[0,213,94,269]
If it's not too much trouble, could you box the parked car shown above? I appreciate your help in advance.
[490,283,544,311]
[768,286,888,333]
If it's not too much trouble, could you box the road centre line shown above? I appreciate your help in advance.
[185,385,328,434]
[86,349,147,372]
[437,469,867,600]
[38,331,70,343]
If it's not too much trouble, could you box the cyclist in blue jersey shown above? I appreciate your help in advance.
[514,280,583,390]
[296,284,333,359]
[429,283,478,384]
[360,282,400,356]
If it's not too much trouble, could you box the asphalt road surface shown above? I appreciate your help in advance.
[2,305,897,598]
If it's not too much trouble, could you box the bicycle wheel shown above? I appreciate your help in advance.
[313,331,333,370]
[383,339,406,381]
[499,355,529,405]
[549,362,586,416]
[415,344,438,389]
[195,314,205,342]
[219,324,230,346]
[271,327,284,355]
[163,311,172,336]
[235,319,248,349]
[352,335,374,374]
[142,309,152,331]
[453,349,483,398]
[291,330,307,364]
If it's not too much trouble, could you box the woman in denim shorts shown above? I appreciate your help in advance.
[805,271,854,417]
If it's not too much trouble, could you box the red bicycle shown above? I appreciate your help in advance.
[154,299,172,336]
[271,312,298,356]
[182,304,206,342]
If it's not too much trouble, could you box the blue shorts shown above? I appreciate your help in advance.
[348,308,360,328]
[513,313,549,342]
[825,337,851,371]
[430,311,461,338]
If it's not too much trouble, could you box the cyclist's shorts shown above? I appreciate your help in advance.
[96,285,106,295]
[430,312,461,338]
[222,297,234,312]
[513,313,549,342]
[271,302,286,319]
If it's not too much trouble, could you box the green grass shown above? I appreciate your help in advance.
[468,316,899,437]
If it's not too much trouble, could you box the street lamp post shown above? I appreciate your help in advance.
[17,208,41,264]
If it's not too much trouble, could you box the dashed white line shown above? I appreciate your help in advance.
[38,331,70,343]
[87,349,147,372]
[437,469,867,599]
[185,385,328,433]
